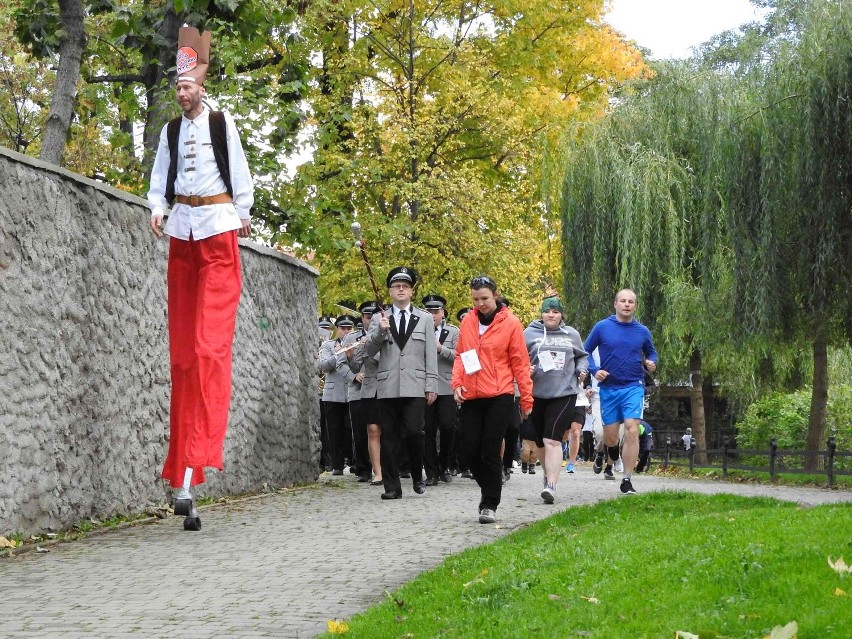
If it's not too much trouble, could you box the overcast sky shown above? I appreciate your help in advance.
[605,0,767,59]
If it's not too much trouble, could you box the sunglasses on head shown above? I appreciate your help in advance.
[470,275,495,288]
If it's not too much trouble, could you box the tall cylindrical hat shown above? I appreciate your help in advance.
[176,25,211,84]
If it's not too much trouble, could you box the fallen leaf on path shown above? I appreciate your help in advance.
[35,546,50,553]
[326,619,349,635]
[828,556,852,574]
[675,632,699,639]
[580,596,600,604]
[763,621,797,639]
[0,536,18,548]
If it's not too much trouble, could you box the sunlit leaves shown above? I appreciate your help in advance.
[290,0,646,316]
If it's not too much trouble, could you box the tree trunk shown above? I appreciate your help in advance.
[40,0,87,166]
[141,5,182,180]
[805,335,828,471]
[689,348,708,464]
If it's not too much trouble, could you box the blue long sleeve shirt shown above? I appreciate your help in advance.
[583,315,658,389]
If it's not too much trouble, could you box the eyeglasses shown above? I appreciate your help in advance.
[470,276,495,288]
[389,283,412,290]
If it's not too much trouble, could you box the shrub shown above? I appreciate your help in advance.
[736,385,852,469]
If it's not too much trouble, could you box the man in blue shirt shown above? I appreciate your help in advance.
[584,289,658,494]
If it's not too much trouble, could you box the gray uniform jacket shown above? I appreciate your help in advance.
[365,306,439,398]
[318,338,355,403]
[435,322,459,396]
[341,328,368,401]
[347,332,381,400]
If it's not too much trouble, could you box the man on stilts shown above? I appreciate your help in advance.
[147,25,254,530]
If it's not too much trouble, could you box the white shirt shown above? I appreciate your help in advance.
[391,305,412,330]
[147,107,254,241]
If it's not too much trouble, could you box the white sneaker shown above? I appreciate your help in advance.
[479,508,497,524]
[541,483,555,504]
[614,458,624,473]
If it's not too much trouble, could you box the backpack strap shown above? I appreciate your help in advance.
[164,116,182,205]
[208,111,233,197]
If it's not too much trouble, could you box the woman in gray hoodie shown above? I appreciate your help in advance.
[524,297,589,504]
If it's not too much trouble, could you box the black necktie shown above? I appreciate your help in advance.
[398,310,406,336]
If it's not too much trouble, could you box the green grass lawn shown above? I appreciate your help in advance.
[320,493,852,639]
[654,465,852,489]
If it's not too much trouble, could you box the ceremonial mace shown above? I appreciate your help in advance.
[351,222,384,312]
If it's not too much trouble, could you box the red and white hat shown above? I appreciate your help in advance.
[176,25,211,84]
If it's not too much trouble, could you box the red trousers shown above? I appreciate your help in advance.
[161,231,242,487]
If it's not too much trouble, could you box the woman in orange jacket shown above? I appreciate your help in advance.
[452,275,533,524]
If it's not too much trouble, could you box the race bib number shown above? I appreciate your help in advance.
[461,349,482,374]
[537,349,556,372]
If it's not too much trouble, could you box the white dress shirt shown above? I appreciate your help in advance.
[391,305,412,330]
[147,106,254,241]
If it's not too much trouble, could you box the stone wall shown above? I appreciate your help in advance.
[0,147,320,536]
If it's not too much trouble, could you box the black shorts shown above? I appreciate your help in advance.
[571,408,586,426]
[530,395,578,447]
[361,397,381,426]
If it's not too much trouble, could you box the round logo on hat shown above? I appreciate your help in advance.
[177,46,199,75]
[387,266,416,287]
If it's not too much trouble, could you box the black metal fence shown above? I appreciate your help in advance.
[658,436,851,487]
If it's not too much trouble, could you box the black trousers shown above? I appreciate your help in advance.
[319,398,330,470]
[502,397,521,470]
[379,397,426,494]
[348,399,370,475]
[323,401,349,472]
[425,394,457,478]
[581,430,595,462]
[460,394,513,511]
[636,435,652,472]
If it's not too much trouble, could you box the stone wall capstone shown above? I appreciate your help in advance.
[0,147,320,537]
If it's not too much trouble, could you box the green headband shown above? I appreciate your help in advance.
[541,297,564,313]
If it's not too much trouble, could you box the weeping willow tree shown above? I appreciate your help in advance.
[560,63,737,458]
[559,0,852,468]
[717,0,852,468]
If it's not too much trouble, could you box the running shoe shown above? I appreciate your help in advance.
[614,458,624,473]
[604,465,615,480]
[479,508,496,524]
[528,465,536,475]
[593,452,605,474]
[620,478,637,494]
[565,462,575,474]
[561,459,568,467]
[541,483,555,504]
[521,462,529,473]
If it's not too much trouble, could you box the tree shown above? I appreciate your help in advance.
[39,0,87,165]
[0,6,51,154]
[287,0,647,316]
[558,0,852,467]
[717,0,852,468]
[9,0,309,198]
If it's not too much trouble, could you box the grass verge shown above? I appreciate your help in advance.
[320,492,851,639]
[653,465,852,489]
